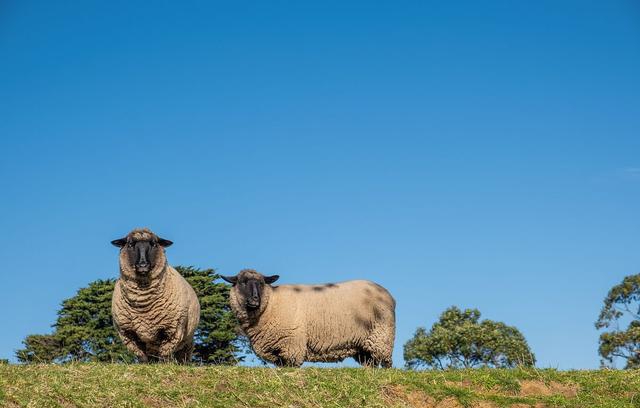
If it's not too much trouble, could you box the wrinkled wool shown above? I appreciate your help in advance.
[112,229,200,362]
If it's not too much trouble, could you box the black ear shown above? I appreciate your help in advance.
[111,238,127,248]
[264,275,280,284]
[220,275,238,285]
[158,238,173,247]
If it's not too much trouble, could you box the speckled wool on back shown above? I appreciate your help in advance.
[111,229,200,363]
[230,270,395,367]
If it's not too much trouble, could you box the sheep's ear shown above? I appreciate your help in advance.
[158,238,173,247]
[264,275,280,284]
[220,275,238,285]
[111,238,127,248]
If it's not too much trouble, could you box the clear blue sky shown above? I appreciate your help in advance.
[1,0,639,369]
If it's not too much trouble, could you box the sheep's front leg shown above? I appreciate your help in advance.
[279,356,303,368]
[121,330,148,362]
[158,327,185,362]
[275,337,305,368]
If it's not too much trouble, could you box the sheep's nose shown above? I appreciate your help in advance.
[136,250,149,266]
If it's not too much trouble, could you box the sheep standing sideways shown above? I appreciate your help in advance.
[221,269,395,367]
[111,228,200,363]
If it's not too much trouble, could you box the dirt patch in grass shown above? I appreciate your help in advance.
[435,397,463,408]
[380,385,471,408]
[445,380,473,389]
[471,402,498,408]
[214,380,231,392]
[160,370,201,387]
[442,378,577,400]
[141,396,174,408]
[381,384,437,408]
[518,380,578,398]
[141,395,197,408]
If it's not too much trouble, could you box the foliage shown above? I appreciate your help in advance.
[176,266,241,364]
[16,267,242,364]
[16,334,66,364]
[404,306,535,369]
[595,273,640,369]
[16,279,127,364]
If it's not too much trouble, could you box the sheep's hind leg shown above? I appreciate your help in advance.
[174,341,194,364]
[354,350,375,367]
[362,322,394,368]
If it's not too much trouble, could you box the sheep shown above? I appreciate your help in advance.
[221,269,395,368]
[111,228,200,363]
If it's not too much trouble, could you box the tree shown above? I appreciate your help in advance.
[16,267,243,364]
[596,274,640,369]
[177,266,241,364]
[15,334,64,364]
[404,306,535,369]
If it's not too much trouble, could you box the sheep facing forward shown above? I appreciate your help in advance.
[111,228,200,363]
[221,269,395,367]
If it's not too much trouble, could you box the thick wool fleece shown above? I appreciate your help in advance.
[230,270,395,367]
[111,229,200,363]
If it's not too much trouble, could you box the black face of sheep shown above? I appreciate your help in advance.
[111,232,172,275]
[221,272,279,310]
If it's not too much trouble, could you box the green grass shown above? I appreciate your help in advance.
[0,364,639,408]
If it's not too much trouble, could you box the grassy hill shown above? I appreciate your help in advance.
[1,364,639,408]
